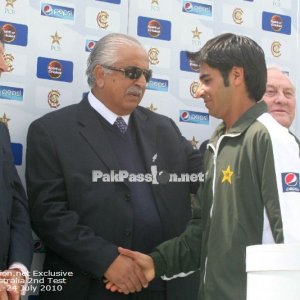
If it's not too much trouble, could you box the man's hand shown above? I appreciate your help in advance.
[104,254,148,294]
[0,278,8,300]
[0,269,25,300]
[118,247,155,281]
[105,247,155,294]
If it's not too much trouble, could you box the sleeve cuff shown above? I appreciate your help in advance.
[149,251,165,278]
[9,263,29,296]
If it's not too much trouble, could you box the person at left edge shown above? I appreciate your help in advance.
[26,33,202,300]
[0,26,33,300]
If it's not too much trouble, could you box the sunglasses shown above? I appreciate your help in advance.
[102,65,152,83]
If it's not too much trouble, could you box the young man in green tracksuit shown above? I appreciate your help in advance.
[106,33,300,300]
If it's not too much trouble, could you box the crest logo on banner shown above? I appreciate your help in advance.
[232,8,243,24]
[271,41,281,57]
[97,11,109,29]
[148,47,160,65]
[3,53,14,72]
[190,81,200,98]
[48,90,61,108]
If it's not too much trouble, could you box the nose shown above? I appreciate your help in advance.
[134,73,147,88]
[274,90,288,105]
[0,54,9,73]
[195,82,205,99]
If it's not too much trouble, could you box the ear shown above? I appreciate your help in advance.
[93,65,105,88]
[230,66,244,86]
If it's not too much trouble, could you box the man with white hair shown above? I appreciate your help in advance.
[263,67,296,128]
[26,33,201,300]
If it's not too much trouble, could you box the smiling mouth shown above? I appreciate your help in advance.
[203,95,211,102]
[203,98,211,106]
[272,110,288,114]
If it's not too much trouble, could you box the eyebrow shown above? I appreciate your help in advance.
[265,85,277,90]
[266,84,294,90]
[199,74,210,81]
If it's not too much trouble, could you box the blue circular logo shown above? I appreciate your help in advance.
[285,173,298,186]
[181,111,190,121]
[42,4,53,15]
[184,2,193,12]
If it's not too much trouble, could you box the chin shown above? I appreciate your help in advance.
[276,118,288,128]
[121,104,139,115]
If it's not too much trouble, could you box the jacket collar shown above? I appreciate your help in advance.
[76,97,157,172]
[77,97,120,171]
[212,100,268,139]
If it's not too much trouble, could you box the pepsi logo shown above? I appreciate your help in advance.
[42,4,53,15]
[284,173,298,186]
[180,111,190,121]
[184,2,193,11]
[87,40,96,51]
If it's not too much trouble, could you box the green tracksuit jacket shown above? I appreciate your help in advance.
[150,101,300,300]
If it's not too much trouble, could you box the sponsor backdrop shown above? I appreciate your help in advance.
[0,0,299,298]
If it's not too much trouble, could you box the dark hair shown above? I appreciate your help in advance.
[187,33,267,102]
[0,27,4,44]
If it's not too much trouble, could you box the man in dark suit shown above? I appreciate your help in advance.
[0,27,33,300]
[26,33,202,300]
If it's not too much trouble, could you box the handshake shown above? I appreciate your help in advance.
[104,247,155,294]
[0,269,25,300]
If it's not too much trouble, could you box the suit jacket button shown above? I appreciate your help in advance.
[125,194,131,201]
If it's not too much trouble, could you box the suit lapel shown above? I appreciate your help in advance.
[133,108,168,220]
[132,108,158,173]
[76,101,160,174]
[76,98,121,171]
